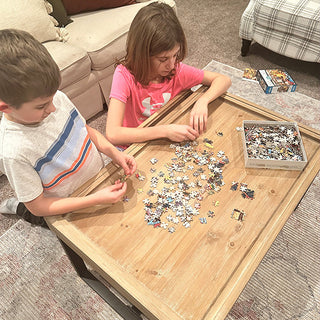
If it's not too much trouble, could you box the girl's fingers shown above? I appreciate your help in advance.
[187,126,199,140]
[193,116,199,133]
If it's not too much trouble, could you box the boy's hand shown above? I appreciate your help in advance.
[165,124,199,142]
[93,180,127,204]
[113,152,137,176]
[190,99,208,134]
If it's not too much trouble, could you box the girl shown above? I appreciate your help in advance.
[106,2,231,147]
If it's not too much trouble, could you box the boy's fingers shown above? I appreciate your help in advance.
[121,182,127,192]
[125,157,137,175]
[122,163,130,175]
[112,181,124,189]
[113,182,127,197]
[129,159,137,174]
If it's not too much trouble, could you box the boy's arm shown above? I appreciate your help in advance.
[190,70,232,134]
[24,126,136,217]
[24,181,127,216]
[105,98,199,145]
[86,125,136,176]
[86,124,117,156]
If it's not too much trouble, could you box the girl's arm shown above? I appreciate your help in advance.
[190,70,231,134]
[106,98,199,145]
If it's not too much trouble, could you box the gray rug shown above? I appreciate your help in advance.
[0,60,319,320]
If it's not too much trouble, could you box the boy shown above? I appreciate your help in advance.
[0,29,136,227]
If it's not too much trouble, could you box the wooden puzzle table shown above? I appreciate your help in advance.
[46,88,320,320]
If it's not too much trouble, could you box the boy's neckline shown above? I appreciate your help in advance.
[4,113,46,127]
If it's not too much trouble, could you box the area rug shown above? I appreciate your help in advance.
[0,221,125,320]
[0,60,319,320]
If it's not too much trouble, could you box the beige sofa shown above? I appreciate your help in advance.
[1,0,176,120]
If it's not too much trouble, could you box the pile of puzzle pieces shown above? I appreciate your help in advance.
[141,139,231,233]
[244,124,304,161]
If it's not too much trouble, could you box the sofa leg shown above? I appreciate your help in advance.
[241,39,252,56]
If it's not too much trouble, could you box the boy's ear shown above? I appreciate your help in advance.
[0,101,12,113]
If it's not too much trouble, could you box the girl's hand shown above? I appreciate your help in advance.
[113,152,137,176]
[190,98,208,134]
[165,124,199,142]
[93,180,127,204]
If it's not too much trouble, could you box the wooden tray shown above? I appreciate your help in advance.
[46,88,320,320]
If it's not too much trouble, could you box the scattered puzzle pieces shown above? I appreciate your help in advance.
[142,139,229,233]
[137,138,255,233]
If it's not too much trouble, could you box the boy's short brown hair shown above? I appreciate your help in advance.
[121,3,187,85]
[0,29,61,108]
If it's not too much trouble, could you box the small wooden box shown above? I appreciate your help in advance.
[242,120,308,170]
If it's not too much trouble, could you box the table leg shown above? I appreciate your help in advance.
[58,239,143,320]
[241,39,252,56]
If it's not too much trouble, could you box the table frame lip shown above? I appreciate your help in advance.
[46,89,320,320]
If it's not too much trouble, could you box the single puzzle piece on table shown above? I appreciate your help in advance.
[231,208,246,221]
[230,181,239,191]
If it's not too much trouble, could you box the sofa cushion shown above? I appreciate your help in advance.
[254,0,320,43]
[43,41,91,89]
[65,1,164,70]
[62,0,136,15]
[252,0,320,61]
[0,0,58,43]
[47,0,73,27]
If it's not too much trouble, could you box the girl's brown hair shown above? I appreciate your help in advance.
[120,3,187,85]
[0,29,61,108]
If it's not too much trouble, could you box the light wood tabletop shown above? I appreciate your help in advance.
[46,88,320,320]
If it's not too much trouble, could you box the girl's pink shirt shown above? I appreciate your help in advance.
[109,62,204,128]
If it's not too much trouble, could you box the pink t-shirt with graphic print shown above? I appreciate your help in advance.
[109,63,204,128]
